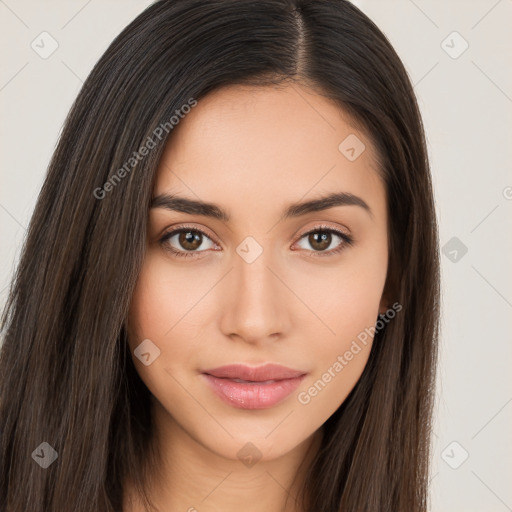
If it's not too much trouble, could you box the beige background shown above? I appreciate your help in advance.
[1,1,511,510]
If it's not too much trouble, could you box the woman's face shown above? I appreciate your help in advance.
[127,83,389,463]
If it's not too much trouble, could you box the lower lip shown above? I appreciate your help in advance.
[202,374,306,410]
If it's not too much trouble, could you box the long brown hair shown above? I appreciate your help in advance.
[0,1,440,510]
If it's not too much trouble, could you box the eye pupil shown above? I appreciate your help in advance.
[179,230,202,250]
[309,231,331,251]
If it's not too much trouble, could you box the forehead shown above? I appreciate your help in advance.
[154,83,385,223]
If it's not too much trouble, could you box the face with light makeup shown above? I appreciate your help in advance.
[127,82,389,463]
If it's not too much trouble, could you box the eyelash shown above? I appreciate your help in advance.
[158,223,354,259]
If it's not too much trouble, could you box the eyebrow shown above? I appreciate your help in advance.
[150,191,373,222]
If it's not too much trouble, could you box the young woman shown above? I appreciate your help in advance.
[0,1,440,511]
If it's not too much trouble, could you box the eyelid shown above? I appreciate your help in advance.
[158,223,219,244]
[294,222,351,241]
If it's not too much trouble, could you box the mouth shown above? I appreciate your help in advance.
[201,363,307,410]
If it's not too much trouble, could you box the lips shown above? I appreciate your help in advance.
[202,363,306,382]
[201,363,307,410]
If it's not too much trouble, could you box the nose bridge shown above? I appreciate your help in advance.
[219,243,290,342]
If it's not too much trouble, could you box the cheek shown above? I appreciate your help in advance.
[126,255,202,398]
[295,281,378,416]
[293,246,386,412]
[293,243,387,341]
[127,251,207,347]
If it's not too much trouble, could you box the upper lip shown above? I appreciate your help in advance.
[202,363,306,382]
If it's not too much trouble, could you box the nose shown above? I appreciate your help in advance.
[218,249,291,345]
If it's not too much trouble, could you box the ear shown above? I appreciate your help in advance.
[378,280,393,315]
[378,295,389,316]
[378,267,397,315]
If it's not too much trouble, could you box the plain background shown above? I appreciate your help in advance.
[1,1,511,510]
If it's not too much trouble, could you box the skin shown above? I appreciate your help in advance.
[124,82,390,512]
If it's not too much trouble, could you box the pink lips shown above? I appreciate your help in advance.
[201,363,307,410]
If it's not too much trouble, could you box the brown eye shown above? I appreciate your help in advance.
[307,232,332,251]
[159,226,217,258]
[178,230,203,251]
[294,226,354,257]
